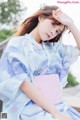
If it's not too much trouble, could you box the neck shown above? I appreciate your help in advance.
[29,27,41,44]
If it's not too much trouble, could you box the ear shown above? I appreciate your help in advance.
[38,15,45,22]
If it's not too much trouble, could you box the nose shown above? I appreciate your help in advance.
[50,31,53,35]
[50,30,54,38]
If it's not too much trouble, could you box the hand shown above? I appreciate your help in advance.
[52,111,72,120]
[52,8,73,27]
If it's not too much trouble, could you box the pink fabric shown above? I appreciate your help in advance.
[34,74,63,105]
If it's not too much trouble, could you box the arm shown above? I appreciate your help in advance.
[52,8,80,49]
[20,80,72,120]
[67,23,80,49]
[20,80,58,115]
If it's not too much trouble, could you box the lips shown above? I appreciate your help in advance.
[46,33,50,39]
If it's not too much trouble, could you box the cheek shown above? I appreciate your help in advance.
[38,23,45,34]
[40,22,46,29]
[39,22,50,34]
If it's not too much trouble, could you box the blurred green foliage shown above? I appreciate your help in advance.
[0,0,27,26]
[65,72,79,88]
[0,29,16,42]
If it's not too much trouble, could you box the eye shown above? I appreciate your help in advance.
[52,22,55,26]
[56,30,59,34]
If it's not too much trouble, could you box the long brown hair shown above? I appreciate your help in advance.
[15,5,66,42]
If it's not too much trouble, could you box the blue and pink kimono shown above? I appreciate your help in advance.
[0,34,80,120]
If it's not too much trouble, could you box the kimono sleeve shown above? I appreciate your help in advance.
[0,46,32,102]
[58,43,80,88]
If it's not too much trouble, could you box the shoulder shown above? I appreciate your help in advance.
[7,35,26,48]
[50,41,80,57]
[4,34,30,53]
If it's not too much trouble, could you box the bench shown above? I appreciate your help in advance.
[0,100,3,112]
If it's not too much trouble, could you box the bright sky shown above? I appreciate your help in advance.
[20,0,80,83]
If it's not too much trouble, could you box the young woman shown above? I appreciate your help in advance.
[0,5,80,120]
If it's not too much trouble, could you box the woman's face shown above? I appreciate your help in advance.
[38,17,64,41]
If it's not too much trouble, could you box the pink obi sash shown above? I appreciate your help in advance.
[34,74,63,105]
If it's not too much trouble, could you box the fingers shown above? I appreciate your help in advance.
[56,8,61,14]
[52,8,63,22]
[52,10,59,20]
[53,8,61,16]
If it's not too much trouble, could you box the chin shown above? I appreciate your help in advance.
[41,37,49,41]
